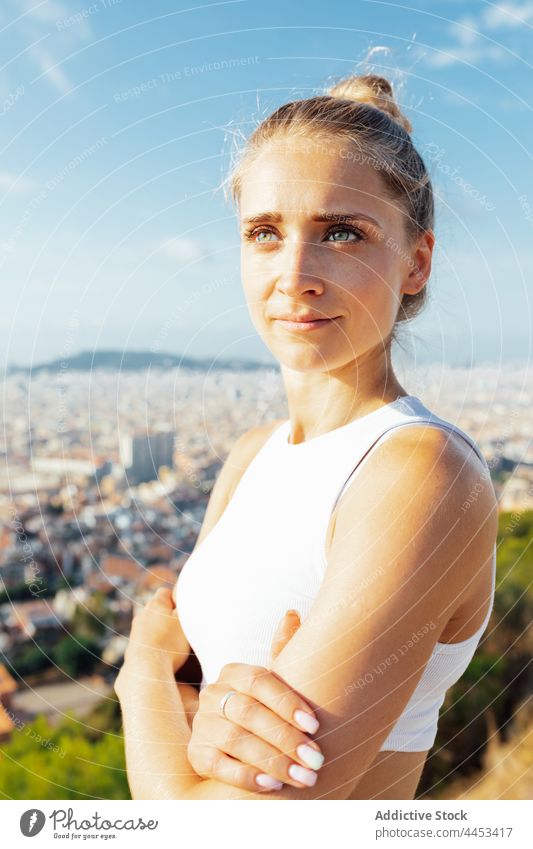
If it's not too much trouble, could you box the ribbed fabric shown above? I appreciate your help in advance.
[174,395,496,752]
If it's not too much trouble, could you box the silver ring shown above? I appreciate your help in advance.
[220,690,239,719]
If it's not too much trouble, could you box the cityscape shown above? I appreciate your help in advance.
[0,355,531,793]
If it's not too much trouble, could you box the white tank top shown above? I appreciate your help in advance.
[174,395,496,752]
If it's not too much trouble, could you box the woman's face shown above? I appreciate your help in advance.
[239,136,431,373]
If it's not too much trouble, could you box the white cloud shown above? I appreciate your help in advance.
[423,2,531,69]
[6,0,95,95]
[0,170,37,195]
[450,15,480,46]
[425,43,508,68]
[482,2,533,29]
[440,90,480,107]
[157,237,205,264]
[497,95,531,110]
[23,0,71,24]
[28,44,72,94]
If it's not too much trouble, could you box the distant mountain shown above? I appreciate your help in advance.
[6,350,275,375]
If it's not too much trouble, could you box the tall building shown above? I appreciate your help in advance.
[120,429,175,485]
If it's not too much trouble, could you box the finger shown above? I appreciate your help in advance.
[177,683,199,728]
[189,744,284,794]
[148,587,174,608]
[220,663,320,735]
[204,686,324,787]
[270,610,301,662]
[192,714,304,789]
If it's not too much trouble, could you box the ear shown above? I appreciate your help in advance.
[401,229,435,296]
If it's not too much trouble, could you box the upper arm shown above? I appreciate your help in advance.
[193,420,285,549]
[184,426,498,800]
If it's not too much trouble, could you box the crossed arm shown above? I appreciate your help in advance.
[116,426,498,800]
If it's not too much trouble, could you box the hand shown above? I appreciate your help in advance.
[177,682,200,729]
[186,609,325,792]
[115,587,191,696]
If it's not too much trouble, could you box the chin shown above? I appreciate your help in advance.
[269,342,346,373]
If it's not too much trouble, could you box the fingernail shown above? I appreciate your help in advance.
[296,743,324,770]
[294,709,319,734]
[288,763,317,787]
[255,774,283,790]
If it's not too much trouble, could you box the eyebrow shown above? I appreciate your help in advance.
[241,211,383,229]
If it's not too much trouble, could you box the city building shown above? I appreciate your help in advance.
[119,429,175,485]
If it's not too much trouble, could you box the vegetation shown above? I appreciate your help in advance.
[0,698,130,800]
[11,635,102,680]
[0,581,59,604]
[70,591,114,641]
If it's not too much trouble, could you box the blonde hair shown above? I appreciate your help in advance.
[226,73,434,331]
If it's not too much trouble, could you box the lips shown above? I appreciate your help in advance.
[276,313,335,322]
[274,315,339,332]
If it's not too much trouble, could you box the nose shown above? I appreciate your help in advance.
[276,238,325,297]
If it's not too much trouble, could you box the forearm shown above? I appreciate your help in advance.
[117,660,321,800]
[116,659,203,799]
[181,777,317,800]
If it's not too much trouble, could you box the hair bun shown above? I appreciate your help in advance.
[327,73,413,134]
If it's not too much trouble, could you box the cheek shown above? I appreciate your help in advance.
[241,268,269,330]
[342,270,400,330]
[241,257,270,301]
[241,251,259,283]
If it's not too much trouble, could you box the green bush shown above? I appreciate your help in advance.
[52,636,101,678]
[10,645,52,678]
[0,709,130,800]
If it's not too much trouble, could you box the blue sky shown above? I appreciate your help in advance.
[1,0,531,368]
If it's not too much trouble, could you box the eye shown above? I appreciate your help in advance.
[243,227,279,243]
[325,225,366,243]
[242,224,367,244]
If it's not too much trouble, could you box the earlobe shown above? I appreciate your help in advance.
[402,230,434,295]
[402,266,426,296]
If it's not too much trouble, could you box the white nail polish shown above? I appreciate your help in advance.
[294,709,319,734]
[296,743,324,770]
[288,763,317,786]
[256,773,283,790]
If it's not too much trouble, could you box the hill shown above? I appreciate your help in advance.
[6,349,274,375]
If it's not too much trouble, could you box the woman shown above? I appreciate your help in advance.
[115,74,498,800]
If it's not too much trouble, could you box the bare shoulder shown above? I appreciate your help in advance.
[381,422,498,552]
[341,421,497,519]
[329,423,498,622]
[378,423,497,512]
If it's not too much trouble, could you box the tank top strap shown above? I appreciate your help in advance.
[331,414,490,515]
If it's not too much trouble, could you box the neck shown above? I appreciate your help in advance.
[280,347,407,445]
